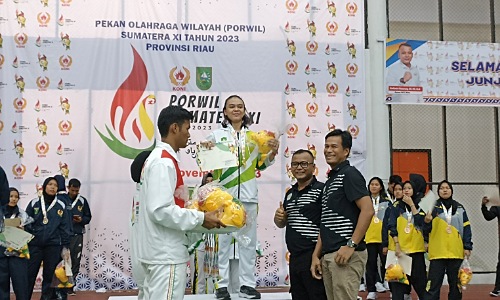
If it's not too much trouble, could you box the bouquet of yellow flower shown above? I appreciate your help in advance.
[248,130,276,165]
[459,258,472,289]
[385,261,409,285]
[188,183,246,231]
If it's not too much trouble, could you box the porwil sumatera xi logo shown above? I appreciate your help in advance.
[95,45,156,159]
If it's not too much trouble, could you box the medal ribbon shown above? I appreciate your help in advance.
[404,206,412,233]
[40,195,57,223]
[372,196,380,216]
[442,205,453,226]
[71,194,82,209]
[229,125,247,166]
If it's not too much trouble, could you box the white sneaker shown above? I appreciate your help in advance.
[357,297,363,300]
[383,280,390,290]
[359,283,366,292]
[403,294,412,300]
[367,292,377,299]
[375,282,386,293]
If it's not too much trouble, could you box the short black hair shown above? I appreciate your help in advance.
[68,178,81,188]
[221,95,253,128]
[389,175,402,184]
[292,149,315,161]
[157,105,193,138]
[130,151,152,183]
[399,43,413,50]
[324,129,352,150]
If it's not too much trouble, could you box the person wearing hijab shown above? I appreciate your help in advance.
[383,182,411,300]
[424,180,472,300]
[0,166,9,206]
[0,188,30,300]
[387,180,426,300]
[25,177,72,300]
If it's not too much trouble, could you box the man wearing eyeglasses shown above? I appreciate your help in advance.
[274,149,327,300]
[311,129,374,300]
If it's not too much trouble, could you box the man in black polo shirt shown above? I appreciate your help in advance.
[274,149,327,300]
[311,129,374,300]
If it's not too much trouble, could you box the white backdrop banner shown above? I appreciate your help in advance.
[0,0,365,290]
[386,38,500,106]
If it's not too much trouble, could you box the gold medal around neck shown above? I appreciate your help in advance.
[446,225,452,234]
[374,217,380,223]
[43,217,49,225]
[404,226,411,234]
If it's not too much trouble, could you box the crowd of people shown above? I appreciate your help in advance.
[0,166,92,300]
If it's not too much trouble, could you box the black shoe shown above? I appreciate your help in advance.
[215,287,231,300]
[491,289,500,297]
[239,285,261,299]
[55,289,68,300]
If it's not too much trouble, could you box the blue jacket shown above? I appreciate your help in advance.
[69,195,92,234]
[25,197,71,247]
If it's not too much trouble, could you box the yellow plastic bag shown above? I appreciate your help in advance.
[385,260,409,285]
[188,184,246,228]
[458,258,472,289]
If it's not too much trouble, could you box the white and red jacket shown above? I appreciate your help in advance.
[136,141,204,265]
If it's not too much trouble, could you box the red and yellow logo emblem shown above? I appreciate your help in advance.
[14,33,28,46]
[95,45,156,159]
[306,102,318,116]
[346,2,358,16]
[59,120,72,134]
[169,66,191,91]
[347,125,360,137]
[326,83,339,96]
[0,54,4,68]
[326,22,338,35]
[12,164,27,177]
[37,12,51,26]
[287,123,299,137]
[36,142,50,155]
[306,41,318,54]
[286,0,298,11]
[13,97,27,111]
[346,63,358,76]
[0,121,4,133]
[59,55,73,69]
[36,76,50,89]
[285,60,298,74]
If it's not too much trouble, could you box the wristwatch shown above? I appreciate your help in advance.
[346,238,358,248]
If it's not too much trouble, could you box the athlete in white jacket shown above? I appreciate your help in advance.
[135,105,224,300]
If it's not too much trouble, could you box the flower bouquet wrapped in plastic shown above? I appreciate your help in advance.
[188,182,246,233]
[248,130,276,165]
[385,259,409,285]
[458,258,473,290]
[51,248,74,288]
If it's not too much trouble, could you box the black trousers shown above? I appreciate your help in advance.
[289,250,328,300]
[69,234,83,280]
[27,245,62,300]
[425,258,463,300]
[366,243,387,292]
[390,252,426,300]
[0,255,29,300]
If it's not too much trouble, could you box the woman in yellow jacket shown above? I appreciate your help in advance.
[388,180,427,300]
[364,177,391,299]
[423,180,472,300]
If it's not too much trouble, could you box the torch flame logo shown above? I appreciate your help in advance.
[95,45,155,159]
